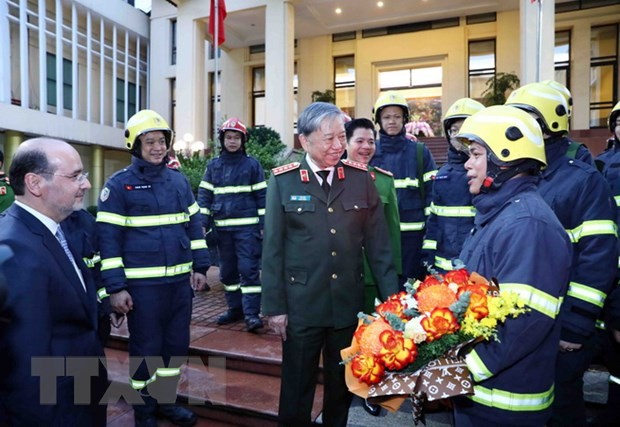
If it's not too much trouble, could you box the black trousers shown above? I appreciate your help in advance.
[549,333,598,427]
[278,323,356,427]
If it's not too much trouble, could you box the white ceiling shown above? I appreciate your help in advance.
[214,0,530,49]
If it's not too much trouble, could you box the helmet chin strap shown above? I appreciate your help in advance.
[480,158,536,194]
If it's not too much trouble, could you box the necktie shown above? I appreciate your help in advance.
[56,226,86,291]
[317,170,331,195]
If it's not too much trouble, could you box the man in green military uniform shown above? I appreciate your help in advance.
[0,149,15,213]
[262,102,399,427]
[344,118,402,314]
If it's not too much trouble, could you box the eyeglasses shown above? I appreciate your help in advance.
[41,171,89,183]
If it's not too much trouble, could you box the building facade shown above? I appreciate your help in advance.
[1,0,619,210]
[151,0,619,155]
[0,0,149,207]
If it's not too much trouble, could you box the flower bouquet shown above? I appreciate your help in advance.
[341,268,528,423]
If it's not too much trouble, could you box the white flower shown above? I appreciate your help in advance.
[447,282,459,294]
[404,317,427,344]
[403,294,418,310]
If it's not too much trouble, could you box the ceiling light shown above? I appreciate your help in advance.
[377,1,384,7]
[335,7,342,14]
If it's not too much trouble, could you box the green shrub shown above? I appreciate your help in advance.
[178,153,211,197]
[246,126,286,178]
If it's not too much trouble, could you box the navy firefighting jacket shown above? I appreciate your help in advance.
[96,157,210,296]
[595,136,620,332]
[538,137,617,343]
[197,150,267,231]
[370,130,437,234]
[422,147,474,271]
[457,176,572,425]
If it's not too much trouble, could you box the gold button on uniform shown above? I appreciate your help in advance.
[332,274,338,279]
[297,207,302,212]
[330,229,336,234]
[331,251,337,257]
[328,207,334,213]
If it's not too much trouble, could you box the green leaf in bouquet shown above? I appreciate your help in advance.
[450,291,471,322]
[384,312,406,331]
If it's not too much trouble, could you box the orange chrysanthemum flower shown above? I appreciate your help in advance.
[351,353,385,385]
[421,307,460,342]
[357,318,393,356]
[416,284,457,313]
[378,330,417,371]
[417,274,444,291]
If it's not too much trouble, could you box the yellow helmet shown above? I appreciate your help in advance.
[505,82,569,135]
[443,98,485,139]
[540,80,573,117]
[124,109,173,150]
[373,91,410,124]
[609,101,620,133]
[456,105,546,168]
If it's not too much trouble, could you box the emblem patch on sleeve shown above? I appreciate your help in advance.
[100,187,110,202]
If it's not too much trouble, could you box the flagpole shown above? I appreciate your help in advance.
[536,0,542,81]
[213,0,220,150]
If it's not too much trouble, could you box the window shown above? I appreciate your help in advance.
[378,65,443,137]
[117,79,138,123]
[46,53,72,110]
[251,65,298,127]
[554,30,571,88]
[334,56,355,118]
[171,20,177,65]
[252,67,265,127]
[468,39,496,101]
[590,24,618,127]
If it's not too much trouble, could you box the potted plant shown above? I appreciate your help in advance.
[481,72,520,106]
[311,89,336,104]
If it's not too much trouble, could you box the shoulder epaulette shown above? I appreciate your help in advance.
[272,162,301,175]
[342,159,368,171]
[373,166,393,177]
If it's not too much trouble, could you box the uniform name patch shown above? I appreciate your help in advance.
[124,184,152,191]
[290,195,311,201]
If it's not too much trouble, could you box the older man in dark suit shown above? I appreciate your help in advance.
[262,102,399,426]
[0,138,107,426]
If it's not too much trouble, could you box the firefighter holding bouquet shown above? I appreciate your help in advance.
[453,106,572,426]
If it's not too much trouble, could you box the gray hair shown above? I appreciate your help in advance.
[297,102,344,137]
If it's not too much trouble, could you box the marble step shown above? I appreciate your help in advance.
[104,347,323,426]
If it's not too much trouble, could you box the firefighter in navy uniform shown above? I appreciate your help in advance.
[539,79,595,166]
[588,101,620,427]
[198,118,266,332]
[422,98,483,272]
[506,83,618,427]
[369,91,437,282]
[96,109,210,427]
[454,106,572,427]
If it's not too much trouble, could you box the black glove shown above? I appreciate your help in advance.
[205,227,218,248]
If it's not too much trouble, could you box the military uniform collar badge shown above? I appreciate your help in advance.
[337,167,345,181]
[300,169,310,182]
